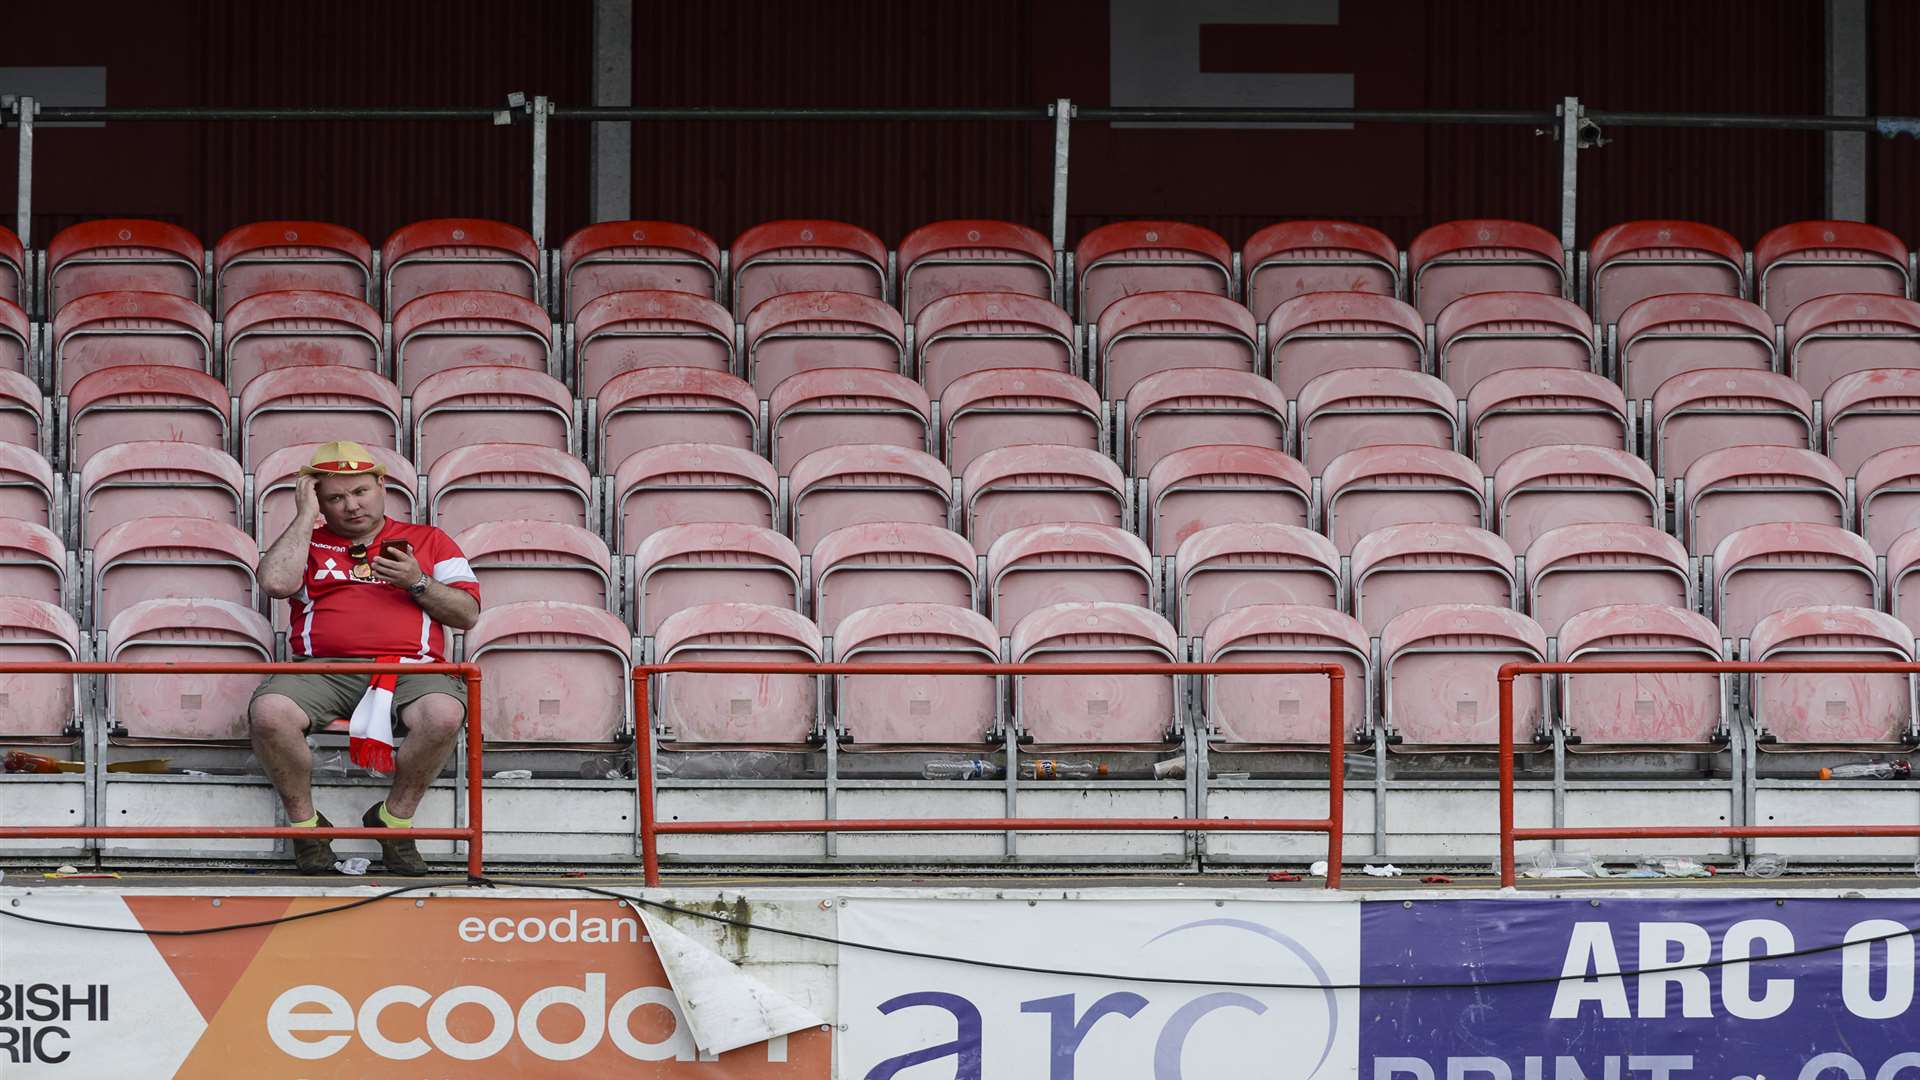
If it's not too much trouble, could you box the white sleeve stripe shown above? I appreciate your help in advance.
[432,556,478,585]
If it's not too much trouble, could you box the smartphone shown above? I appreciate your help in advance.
[380,539,412,558]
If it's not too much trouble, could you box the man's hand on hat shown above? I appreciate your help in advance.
[370,544,424,590]
[294,474,320,520]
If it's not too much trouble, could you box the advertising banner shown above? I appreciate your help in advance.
[836,897,1361,1079]
[0,891,830,1078]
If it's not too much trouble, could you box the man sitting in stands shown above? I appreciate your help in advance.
[249,441,482,875]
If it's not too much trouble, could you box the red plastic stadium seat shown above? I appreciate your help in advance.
[465,600,633,744]
[1782,293,1920,399]
[0,444,55,532]
[610,443,777,553]
[47,219,203,311]
[252,442,417,549]
[1711,522,1875,642]
[1266,292,1425,401]
[1295,368,1456,476]
[0,520,67,607]
[1649,368,1812,480]
[78,441,243,547]
[1681,445,1846,557]
[0,225,26,306]
[1143,444,1312,557]
[653,601,823,744]
[914,292,1076,400]
[1822,368,1920,475]
[1170,523,1341,636]
[1524,523,1691,639]
[1122,368,1287,477]
[1749,605,1915,747]
[1379,603,1548,749]
[1754,221,1910,324]
[1200,604,1370,747]
[221,290,384,392]
[632,523,802,637]
[237,365,401,470]
[986,522,1152,632]
[1465,368,1628,473]
[1489,441,1658,549]
[768,368,930,474]
[788,444,952,553]
[65,365,230,473]
[560,221,722,318]
[1883,529,1920,636]
[91,517,257,631]
[1010,601,1181,745]
[963,444,1124,556]
[1243,220,1399,323]
[0,298,31,381]
[938,368,1101,478]
[104,598,270,741]
[1095,290,1257,400]
[1433,291,1595,398]
[1074,221,1232,321]
[411,365,574,473]
[1587,220,1745,328]
[390,290,553,394]
[593,366,757,471]
[0,369,45,452]
[898,219,1055,320]
[744,290,905,398]
[731,219,888,318]
[809,522,978,636]
[452,521,613,611]
[382,218,540,313]
[0,597,80,737]
[1557,604,1726,747]
[1856,446,1920,553]
[426,443,591,538]
[1350,523,1515,637]
[213,221,374,316]
[52,291,213,394]
[573,290,737,399]
[1407,220,1565,323]
[1321,444,1485,553]
[831,603,1002,745]
[1615,294,1777,405]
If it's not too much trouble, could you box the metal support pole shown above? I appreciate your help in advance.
[1498,670,1517,887]
[15,96,33,249]
[1050,98,1072,257]
[636,669,659,887]
[1558,95,1580,265]
[464,668,485,881]
[590,0,634,223]
[530,94,550,254]
[1325,667,1344,889]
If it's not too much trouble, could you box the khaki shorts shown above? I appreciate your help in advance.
[250,658,468,735]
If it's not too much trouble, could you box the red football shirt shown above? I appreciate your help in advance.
[288,518,481,661]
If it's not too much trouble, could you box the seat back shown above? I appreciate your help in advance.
[1201,604,1370,747]
[411,365,574,473]
[744,290,905,397]
[963,444,1124,555]
[66,365,231,473]
[221,290,384,392]
[810,522,978,636]
[0,227,27,307]
[1243,221,1399,323]
[1466,367,1628,472]
[1321,445,1485,553]
[1493,445,1659,553]
[0,299,31,383]
[0,521,68,608]
[1822,368,1920,475]
[1074,221,1232,321]
[1750,605,1916,746]
[92,517,258,631]
[1587,221,1745,328]
[632,523,802,637]
[1380,603,1547,748]
[0,597,80,737]
[252,442,418,553]
[1856,445,1920,553]
[1144,444,1312,556]
[594,366,757,472]
[78,441,243,548]
[939,367,1102,478]
[390,290,553,394]
[53,291,214,394]
[1123,368,1287,477]
[453,521,613,612]
[1712,522,1876,642]
[1096,290,1257,400]
[1524,523,1691,638]
[382,218,540,313]
[1408,220,1565,322]
[1682,445,1846,557]
[1885,529,1920,637]
[654,601,823,744]
[1615,293,1777,403]
[1754,221,1910,324]
[1784,293,1920,399]
[611,442,778,553]
[1295,368,1455,475]
[237,364,402,470]
[105,598,271,741]
[1434,291,1596,398]
[832,603,1002,745]
[213,221,374,315]
[0,444,55,532]
[914,292,1077,400]
[1351,524,1515,637]
[1172,523,1341,636]
[427,443,592,539]
[1010,601,1180,745]
[560,221,721,318]
[573,290,737,399]
[48,220,202,310]
[465,601,633,743]
[1557,603,1725,746]
[1266,291,1425,401]
[987,522,1153,632]
[769,368,930,473]
[731,220,889,318]
[1650,368,1812,480]
[898,220,1054,320]
[0,368,41,453]
[789,444,952,553]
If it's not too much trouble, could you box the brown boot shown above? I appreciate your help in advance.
[291,813,337,875]
[362,802,430,876]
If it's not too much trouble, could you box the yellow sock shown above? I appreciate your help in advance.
[290,814,319,828]
[377,802,412,828]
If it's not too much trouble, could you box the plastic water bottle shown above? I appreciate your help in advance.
[1020,759,1109,780]
[923,759,1000,780]
[1816,761,1912,780]
[1747,854,1788,879]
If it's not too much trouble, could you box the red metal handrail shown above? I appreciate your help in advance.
[1497,659,1920,887]
[0,661,485,878]
[634,660,1347,888]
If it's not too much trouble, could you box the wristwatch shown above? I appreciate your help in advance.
[408,575,430,598]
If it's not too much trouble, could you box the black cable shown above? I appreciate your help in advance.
[3,874,1913,993]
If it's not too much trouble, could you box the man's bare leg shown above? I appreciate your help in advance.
[383,693,466,818]
[248,694,316,821]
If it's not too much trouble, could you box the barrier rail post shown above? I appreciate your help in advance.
[1497,669,1517,886]
[463,666,485,880]
[636,667,659,886]
[1326,665,1344,889]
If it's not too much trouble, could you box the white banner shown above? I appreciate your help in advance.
[836,897,1359,1080]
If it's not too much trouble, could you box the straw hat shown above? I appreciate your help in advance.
[299,440,387,477]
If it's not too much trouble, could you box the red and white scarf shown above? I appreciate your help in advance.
[347,656,415,773]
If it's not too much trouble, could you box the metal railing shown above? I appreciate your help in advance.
[0,660,486,878]
[1495,659,1920,888]
[633,660,1348,888]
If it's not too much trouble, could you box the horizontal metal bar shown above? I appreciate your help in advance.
[1502,660,1920,676]
[644,661,1342,676]
[551,106,1052,121]
[0,661,479,675]
[0,826,472,840]
[24,107,506,122]
[1076,106,1554,125]
[656,817,1333,835]
[1584,110,1901,133]
[1516,825,1920,840]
